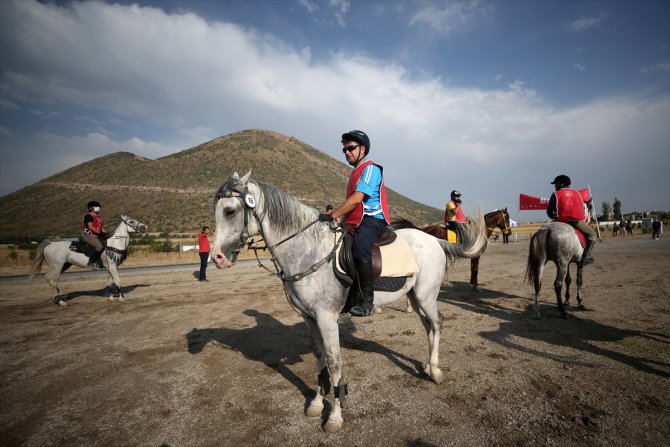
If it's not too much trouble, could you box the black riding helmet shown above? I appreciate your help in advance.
[550,175,571,186]
[450,190,461,198]
[341,130,370,155]
[87,200,101,209]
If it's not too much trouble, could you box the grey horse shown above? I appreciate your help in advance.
[28,215,147,305]
[525,221,588,318]
[210,171,488,433]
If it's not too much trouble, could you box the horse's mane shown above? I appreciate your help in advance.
[255,180,318,236]
[214,176,318,238]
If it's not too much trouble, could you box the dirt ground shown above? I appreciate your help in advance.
[1,233,668,447]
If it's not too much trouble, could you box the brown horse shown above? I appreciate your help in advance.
[392,208,511,292]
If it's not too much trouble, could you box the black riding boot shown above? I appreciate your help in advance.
[580,240,595,265]
[350,258,374,317]
[87,250,102,270]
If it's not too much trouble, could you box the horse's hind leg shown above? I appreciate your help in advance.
[554,263,568,318]
[532,263,545,319]
[564,268,572,307]
[576,264,585,309]
[46,268,67,306]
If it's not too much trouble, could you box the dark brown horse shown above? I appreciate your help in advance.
[391,208,511,292]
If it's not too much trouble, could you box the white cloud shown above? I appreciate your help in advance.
[409,0,492,35]
[0,0,668,213]
[569,14,606,32]
[298,0,319,14]
[573,63,586,71]
[640,62,670,74]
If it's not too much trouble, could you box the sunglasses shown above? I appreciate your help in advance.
[342,144,360,153]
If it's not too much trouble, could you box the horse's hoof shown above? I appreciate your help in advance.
[430,367,444,384]
[116,296,125,302]
[107,296,115,302]
[578,304,585,310]
[305,404,324,418]
[57,300,67,306]
[374,307,383,314]
[323,418,343,433]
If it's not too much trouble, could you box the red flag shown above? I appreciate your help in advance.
[578,188,590,202]
[519,193,549,210]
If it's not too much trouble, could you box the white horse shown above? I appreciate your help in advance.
[525,221,587,319]
[28,215,147,305]
[210,171,487,433]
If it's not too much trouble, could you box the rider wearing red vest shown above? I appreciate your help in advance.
[82,200,108,269]
[318,130,389,317]
[546,175,596,265]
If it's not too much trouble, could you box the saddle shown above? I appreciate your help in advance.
[69,237,107,269]
[334,225,419,314]
[69,238,98,256]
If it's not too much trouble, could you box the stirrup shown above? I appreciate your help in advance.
[349,302,373,317]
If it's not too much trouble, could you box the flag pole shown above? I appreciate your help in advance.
[588,184,602,241]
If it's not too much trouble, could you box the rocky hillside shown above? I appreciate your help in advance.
[0,129,443,239]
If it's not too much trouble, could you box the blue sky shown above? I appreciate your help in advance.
[1,0,668,223]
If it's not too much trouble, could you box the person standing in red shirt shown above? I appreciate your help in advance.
[198,226,211,282]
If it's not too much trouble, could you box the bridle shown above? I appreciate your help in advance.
[106,218,145,256]
[216,186,344,284]
[486,210,511,236]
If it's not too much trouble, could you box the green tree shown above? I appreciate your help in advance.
[613,198,622,219]
[601,202,611,220]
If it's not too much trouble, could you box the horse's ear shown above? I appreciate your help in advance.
[232,172,240,180]
[239,169,252,186]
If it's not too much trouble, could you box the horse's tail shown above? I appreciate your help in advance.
[389,217,421,231]
[27,240,51,281]
[436,210,487,266]
[525,229,548,285]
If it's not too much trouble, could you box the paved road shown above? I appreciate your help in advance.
[0,259,259,283]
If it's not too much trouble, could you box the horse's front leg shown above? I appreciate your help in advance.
[106,263,124,302]
[304,317,327,418]
[315,313,344,433]
[470,256,481,292]
[575,264,585,309]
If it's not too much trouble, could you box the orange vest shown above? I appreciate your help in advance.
[555,188,586,222]
[344,160,390,227]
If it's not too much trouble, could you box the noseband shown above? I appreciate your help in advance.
[487,211,511,235]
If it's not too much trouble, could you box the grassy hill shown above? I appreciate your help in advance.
[0,129,443,239]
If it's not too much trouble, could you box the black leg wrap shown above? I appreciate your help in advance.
[334,383,348,407]
[318,367,331,396]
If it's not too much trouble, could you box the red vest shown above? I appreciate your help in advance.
[344,160,390,227]
[82,212,102,235]
[555,188,586,222]
[198,233,210,253]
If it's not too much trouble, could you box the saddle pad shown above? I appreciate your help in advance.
[446,229,457,244]
[336,234,419,278]
[573,228,586,248]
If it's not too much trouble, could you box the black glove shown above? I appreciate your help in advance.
[318,213,334,222]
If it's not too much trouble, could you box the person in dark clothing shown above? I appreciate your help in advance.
[652,219,661,240]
